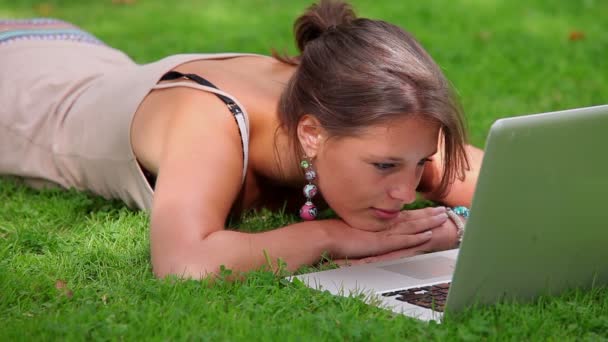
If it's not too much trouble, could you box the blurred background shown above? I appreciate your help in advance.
[2,0,606,146]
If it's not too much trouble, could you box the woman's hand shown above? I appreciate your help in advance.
[330,206,461,266]
[327,206,449,261]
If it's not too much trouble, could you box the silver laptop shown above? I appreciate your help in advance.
[292,104,608,321]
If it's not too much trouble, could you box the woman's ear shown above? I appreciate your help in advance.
[297,115,325,158]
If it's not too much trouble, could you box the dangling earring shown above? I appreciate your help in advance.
[299,157,318,220]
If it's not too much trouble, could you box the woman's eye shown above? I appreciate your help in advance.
[417,158,432,167]
[373,163,396,170]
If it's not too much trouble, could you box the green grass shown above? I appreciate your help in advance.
[1,0,608,340]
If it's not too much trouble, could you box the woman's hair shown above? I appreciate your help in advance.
[274,0,469,197]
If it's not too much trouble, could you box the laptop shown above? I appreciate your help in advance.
[292,104,608,321]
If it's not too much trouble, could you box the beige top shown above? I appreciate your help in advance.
[0,40,253,210]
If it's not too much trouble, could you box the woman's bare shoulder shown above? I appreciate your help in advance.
[144,87,246,231]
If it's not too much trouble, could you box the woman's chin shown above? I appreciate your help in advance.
[341,213,393,232]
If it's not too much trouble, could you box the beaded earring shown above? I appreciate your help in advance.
[299,158,318,220]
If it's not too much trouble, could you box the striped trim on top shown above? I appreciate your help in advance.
[0,18,104,46]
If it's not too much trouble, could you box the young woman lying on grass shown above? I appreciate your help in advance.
[0,0,482,278]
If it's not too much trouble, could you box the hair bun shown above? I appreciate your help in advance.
[294,0,357,53]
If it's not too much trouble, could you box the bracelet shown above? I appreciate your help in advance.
[446,206,469,245]
[452,206,470,219]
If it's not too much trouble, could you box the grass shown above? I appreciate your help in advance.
[1,0,608,340]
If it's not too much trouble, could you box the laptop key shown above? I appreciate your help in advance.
[384,282,451,312]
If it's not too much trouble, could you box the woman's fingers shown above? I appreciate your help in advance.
[332,209,448,260]
[379,229,433,254]
[415,219,460,252]
[395,206,446,222]
[377,213,447,253]
[332,210,454,265]
[388,211,448,236]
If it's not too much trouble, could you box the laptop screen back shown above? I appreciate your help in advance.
[447,105,608,312]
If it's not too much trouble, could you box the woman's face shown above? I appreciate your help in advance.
[312,117,440,231]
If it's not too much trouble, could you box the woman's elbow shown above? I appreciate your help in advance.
[151,257,221,280]
[150,220,244,279]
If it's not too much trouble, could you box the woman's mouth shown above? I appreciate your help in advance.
[372,207,401,220]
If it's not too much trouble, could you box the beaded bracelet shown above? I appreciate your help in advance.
[452,206,470,219]
[446,206,469,245]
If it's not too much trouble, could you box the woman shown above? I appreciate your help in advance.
[0,1,482,278]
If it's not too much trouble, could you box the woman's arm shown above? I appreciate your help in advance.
[419,144,484,207]
[152,214,443,277]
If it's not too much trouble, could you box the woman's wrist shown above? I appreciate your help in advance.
[446,206,469,246]
[310,218,348,259]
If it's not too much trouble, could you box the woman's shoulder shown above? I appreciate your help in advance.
[132,84,244,170]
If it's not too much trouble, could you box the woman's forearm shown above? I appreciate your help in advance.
[152,219,343,279]
[420,144,483,207]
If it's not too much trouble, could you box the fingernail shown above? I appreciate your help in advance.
[424,230,433,237]
[434,206,446,213]
[439,213,448,220]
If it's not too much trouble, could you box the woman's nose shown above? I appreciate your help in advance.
[387,181,417,204]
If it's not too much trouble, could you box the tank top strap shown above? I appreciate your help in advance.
[151,72,250,184]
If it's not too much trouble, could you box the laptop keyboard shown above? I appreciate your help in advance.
[381,282,451,312]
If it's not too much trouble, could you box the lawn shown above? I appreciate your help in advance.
[1,0,608,340]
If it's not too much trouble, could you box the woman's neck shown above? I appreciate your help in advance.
[253,122,304,188]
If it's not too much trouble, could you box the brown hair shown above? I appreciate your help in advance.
[274,0,469,197]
